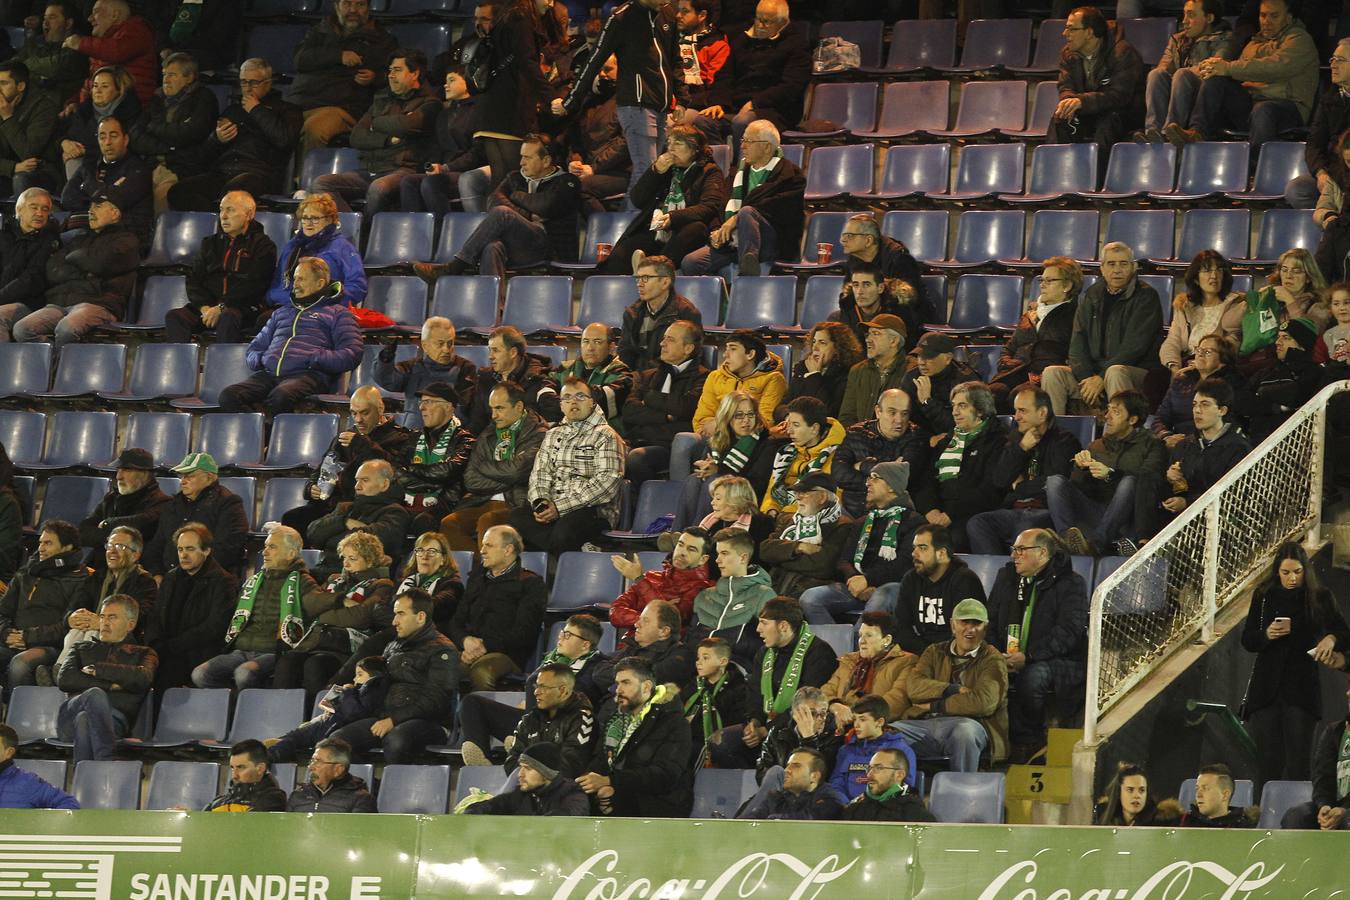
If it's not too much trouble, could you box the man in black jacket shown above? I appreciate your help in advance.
[167,58,303,211]
[0,60,61,195]
[565,56,630,214]
[834,216,936,341]
[1281,682,1350,830]
[985,529,1088,762]
[893,523,988,655]
[202,739,287,812]
[1180,763,1254,828]
[1286,37,1350,208]
[833,390,931,518]
[1048,10,1144,165]
[330,590,458,763]
[0,186,60,341]
[913,381,1010,551]
[715,0,809,141]
[593,600,696,707]
[739,747,844,820]
[463,326,562,436]
[839,747,935,822]
[446,525,547,691]
[307,460,410,577]
[143,522,236,691]
[164,190,277,344]
[397,382,476,534]
[142,452,250,576]
[622,319,709,452]
[577,655,693,817]
[374,316,479,425]
[286,737,377,812]
[128,52,217,215]
[967,386,1081,555]
[465,741,591,816]
[9,5,86,109]
[499,663,595,778]
[0,519,90,687]
[1160,377,1252,518]
[78,448,170,571]
[898,333,978,436]
[59,115,153,245]
[680,119,803,276]
[751,686,843,784]
[618,261,704,372]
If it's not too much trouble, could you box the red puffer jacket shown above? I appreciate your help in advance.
[609,561,714,632]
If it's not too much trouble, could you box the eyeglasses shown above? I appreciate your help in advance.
[1010,545,1045,556]
[840,231,865,239]
[413,547,444,557]
[560,394,592,404]
[1041,277,1068,284]
[238,78,269,87]
[1062,24,1087,32]
[310,758,342,767]
[559,629,585,642]
[1333,56,1350,64]
[634,274,665,283]
[731,411,758,421]
[105,542,133,552]
[865,764,903,773]
[298,215,330,225]
[1194,348,1219,357]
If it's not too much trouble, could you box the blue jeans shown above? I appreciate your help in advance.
[737,764,784,819]
[1285,175,1319,209]
[616,105,665,201]
[1008,660,1056,746]
[892,717,989,773]
[310,168,415,214]
[798,582,902,625]
[966,508,1053,555]
[679,206,779,276]
[455,206,549,279]
[1145,67,1202,133]
[0,645,57,690]
[1191,76,1303,148]
[191,650,276,690]
[57,687,129,762]
[1044,474,1136,548]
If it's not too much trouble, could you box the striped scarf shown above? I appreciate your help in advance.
[724,155,781,223]
[781,498,842,544]
[936,420,986,482]
[710,432,761,475]
[768,441,836,507]
[853,504,908,568]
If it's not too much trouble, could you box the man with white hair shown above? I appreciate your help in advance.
[679,118,803,277]
[375,315,479,424]
[0,187,60,342]
[64,0,157,104]
[713,0,810,146]
[1286,38,1350,208]
[165,191,277,344]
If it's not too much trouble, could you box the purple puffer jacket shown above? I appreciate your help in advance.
[246,280,364,388]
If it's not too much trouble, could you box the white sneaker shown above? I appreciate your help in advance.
[631,248,647,273]
[460,740,490,767]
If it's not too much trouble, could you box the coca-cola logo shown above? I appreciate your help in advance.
[976,859,1286,900]
[551,850,858,900]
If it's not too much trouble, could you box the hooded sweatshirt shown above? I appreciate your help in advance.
[692,565,776,633]
[893,557,989,656]
[829,726,919,799]
[692,350,787,433]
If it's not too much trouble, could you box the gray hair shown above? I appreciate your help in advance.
[99,593,139,626]
[421,316,454,341]
[294,256,330,282]
[163,52,198,79]
[314,738,351,768]
[240,57,273,80]
[1101,241,1136,264]
[15,187,51,207]
[221,190,256,216]
[951,381,996,419]
[108,525,142,554]
[847,213,880,243]
[744,119,780,151]
[791,686,826,712]
[269,524,303,555]
[489,525,524,558]
[357,459,394,485]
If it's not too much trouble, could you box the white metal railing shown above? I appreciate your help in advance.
[1082,380,1347,743]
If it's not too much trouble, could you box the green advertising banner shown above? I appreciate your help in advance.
[4,810,1344,899]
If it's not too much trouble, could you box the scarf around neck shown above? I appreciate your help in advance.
[605,683,668,760]
[769,440,836,507]
[683,673,729,740]
[854,504,908,568]
[493,415,526,461]
[781,499,842,544]
[937,419,986,482]
[412,421,460,464]
[712,432,762,475]
[226,568,305,648]
[761,623,815,717]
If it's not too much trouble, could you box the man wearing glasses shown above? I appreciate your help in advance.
[984,528,1089,765]
[616,254,702,373]
[1286,37,1350,208]
[1048,7,1144,161]
[77,448,170,576]
[397,382,476,534]
[833,216,935,346]
[839,748,935,822]
[286,738,377,812]
[716,0,809,148]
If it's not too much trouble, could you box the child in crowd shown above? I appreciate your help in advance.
[266,656,389,763]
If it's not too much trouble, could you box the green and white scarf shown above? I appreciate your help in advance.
[1337,723,1350,801]
[781,497,842,544]
[412,418,461,464]
[711,432,761,475]
[493,416,525,461]
[853,504,908,568]
[656,165,692,242]
[226,569,305,648]
[541,647,597,677]
[725,154,779,222]
[683,673,729,739]
[761,623,816,717]
[605,683,669,760]
[936,420,986,482]
[769,441,836,507]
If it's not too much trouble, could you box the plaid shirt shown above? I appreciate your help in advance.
[528,405,626,524]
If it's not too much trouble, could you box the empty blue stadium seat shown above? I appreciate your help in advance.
[26,412,117,472]
[1247,209,1319,264]
[429,275,499,328]
[674,276,724,325]
[1000,80,1059,141]
[868,143,950,201]
[4,685,64,744]
[819,20,883,68]
[1001,209,1100,269]
[0,343,51,398]
[254,211,295,249]
[145,761,221,811]
[363,275,428,328]
[378,764,452,814]
[813,624,855,658]
[0,411,45,468]
[1089,143,1177,199]
[721,276,797,331]
[936,18,1031,73]
[957,554,1005,595]
[930,771,1005,823]
[496,276,573,335]
[928,81,1029,139]
[202,688,306,749]
[882,210,948,264]
[124,688,232,751]
[113,274,188,331]
[547,551,625,613]
[1101,210,1176,265]
[577,276,637,329]
[244,24,310,76]
[257,478,309,534]
[1119,17,1174,66]
[33,343,126,399]
[1135,276,1175,325]
[800,275,845,329]
[927,144,1026,202]
[1150,142,1250,202]
[39,474,109,525]
[218,476,256,528]
[607,479,683,538]
[804,144,875,202]
[337,211,362,243]
[363,212,436,268]
[434,212,486,262]
[779,211,853,272]
[144,211,218,268]
[931,210,1025,269]
[783,82,878,141]
[1003,143,1098,202]
[72,760,142,810]
[1058,415,1096,449]
[1155,209,1250,267]
[554,211,641,271]
[1007,18,1065,74]
[195,412,266,469]
[386,21,453,59]
[691,768,758,818]
[99,343,199,402]
[932,275,1024,335]
[242,413,339,472]
[13,758,66,790]
[1234,140,1308,201]
[171,343,251,411]
[863,18,955,74]
[854,81,949,141]
[1257,780,1312,828]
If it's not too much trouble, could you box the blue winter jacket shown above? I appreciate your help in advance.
[265,223,367,308]
[0,761,80,809]
[247,280,364,389]
[828,726,919,800]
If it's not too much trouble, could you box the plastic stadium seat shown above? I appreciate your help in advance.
[882,210,948,264]
[171,343,251,411]
[450,550,475,582]
[195,412,266,469]
[782,82,878,141]
[931,210,1025,269]
[378,764,452,813]
[800,275,844,329]
[201,688,306,749]
[13,758,66,789]
[123,688,231,751]
[1153,209,1250,268]
[1246,209,1320,264]
[1000,210,1100,270]
[1231,274,1252,294]
[1001,143,1098,203]
[218,476,256,529]
[255,211,295,249]
[25,412,116,473]
[546,620,618,657]
[495,276,573,336]
[813,624,855,658]
[781,144,805,168]
[283,148,363,203]
[363,212,435,268]
[999,80,1060,141]
[1087,143,1177,200]
[547,552,625,613]
[386,22,452,61]
[927,81,1029,140]
[337,211,362,243]
[1178,777,1253,811]
[936,18,1031,74]
[429,275,499,328]
[708,143,731,173]
[1100,210,1176,266]
[606,479,684,538]
[927,144,1026,202]
[145,761,221,810]
[1094,555,1170,614]
[1149,142,1250,202]
[32,343,126,399]
[363,275,428,330]
[1119,18,1174,66]
[4,685,64,744]
[1234,141,1308,201]
[72,760,141,810]
[554,211,641,272]
[453,345,487,370]
[38,475,109,525]
[0,342,51,398]
[674,276,724,325]
[528,345,565,367]
[1257,780,1312,828]
[861,18,955,75]
[778,211,853,273]
[144,211,218,268]
[721,276,798,331]
[931,275,1024,335]
[1136,276,1175,325]
[957,554,1005,595]
[1006,18,1065,75]
[99,343,199,402]
[0,411,45,468]
[244,24,309,77]
[691,768,758,818]
[853,81,949,141]
[454,765,503,805]
[434,212,486,262]
[12,475,33,525]
[959,345,1000,381]
[930,772,1005,822]
[818,20,883,68]
[256,478,309,533]
[577,276,637,329]
[271,762,297,790]
[803,144,875,203]
[1058,416,1096,449]
[241,413,339,472]
[112,274,188,331]
[865,144,950,202]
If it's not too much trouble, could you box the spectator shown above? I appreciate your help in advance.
[822,612,916,723]
[1049,7,1144,159]
[1240,542,1348,785]
[1180,763,1255,827]
[142,453,249,576]
[1314,282,1350,366]
[0,519,89,686]
[761,396,844,515]
[1155,334,1251,446]
[1287,37,1350,209]
[893,523,987,655]
[1139,0,1231,144]
[309,48,437,214]
[48,524,155,680]
[464,741,591,816]
[900,334,980,436]
[596,599,697,707]
[683,635,747,763]
[128,52,217,215]
[447,525,546,691]
[1095,762,1179,826]
[680,474,776,558]
[157,0,242,73]
[143,522,236,691]
[268,654,389,763]
[10,3,86,109]
[441,382,547,551]
[191,525,324,690]
[563,55,629,214]
[740,747,845,820]
[285,738,377,813]
[264,193,367,310]
[554,323,633,430]
[65,0,156,104]
[397,382,476,534]
[307,460,409,577]
[760,472,854,599]
[61,118,152,246]
[0,60,61,195]
[464,326,561,434]
[58,64,139,182]
[833,217,936,345]
[77,448,170,571]
[1042,243,1163,416]
[693,329,786,440]
[687,527,777,664]
[616,257,703,372]
[680,119,803,277]
[967,386,1081,556]
[413,133,581,280]
[554,0,681,199]
[220,256,363,416]
[288,0,397,157]
[1049,391,1166,558]
[495,663,596,777]
[610,528,714,636]
[463,0,549,191]
[894,598,1009,772]
[1315,131,1350,282]
[748,685,842,787]
[392,532,462,637]
[832,389,931,519]
[985,528,1089,762]
[830,694,918,799]
[164,190,277,344]
[376,317,479,423]
[168,59,303,212]
[671,0,731,140]
[914,382,1010,551]
[1164,0,1317,151]
[577,656,694,817]
[1281,682,1350,830]
[203,739,288,812]
[777,322,861,426]
[1158,378,1252,517]
[839,747,935,822]
[1239,249,1329,372]
[0,444,21,584]
[511,376,624,554]
[714,0,809,144]
[0,187,60,342]
[989,258,1082,412]
[0,722,79,809]
[397,65,484,216]
[1161,251,1244,377]
[598,126,727,276]
[54,593,156,761]
[676,390,777,528]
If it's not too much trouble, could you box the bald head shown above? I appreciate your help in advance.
[219,191,256,236]
[579,322,614,367]
[349,385,385,434]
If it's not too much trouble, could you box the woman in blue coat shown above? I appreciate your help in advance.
[265,193,366,308]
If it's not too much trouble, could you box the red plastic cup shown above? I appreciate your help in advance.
[816,242,833,264]
[596,242,613,262]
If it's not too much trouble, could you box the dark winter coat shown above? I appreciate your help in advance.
[489,166,582,262]
[464,776,591,815]
[143,556,237,685]
[1174,425,1252,504]
[0,88,60,184]
[751,783,846,820]
[563,0,682,115]
[380,621,459,725]
[553,355,633,427]
[11,36,86,107]
[0,549,90,649]
[472,7,549,137]
[756,711,844,781]
[986,553,1090,700]
[832,420,932,518]
[308,487,410,570]
[61,91,141,165]
[203,90,303,189]
[375,348,479,418]
[397,421,476,508]
[55,636,157,721]
[1180,805,1255,828]
[203,773,287,812]
[309,418,415,508]
[448,563,548,670]
[617,156,728,259]
[990,423,1081,508]
[289,16,398,117]
[466,353,562,435]
[75,565,158,639]
[246,280,364,386]
[1311,715,1350,809]
[459,412,548,509]
[724,21,811,129]
[590,691,694,818]
[78,479,172,560]
[185,219,277,317]
[129,81,218,176]
[760,508,856,597]
[1056,25,1146,133]
[265,223,367,309]
[724,154,805,262]
[839,786,935,822]
[142,481,250,575]
[1152,365,1253,441]
[593,635,696,701]
[505,691,595,778]
[428,96,481,168]
[348,85,439,174]
[898,359,980,436]
[914,415,1011,523]
[1240,583,1350,719]
[42,221,139,317]
[622,360,710,447]
[1305,87,1350,181]
[60,152,154,240]
[992,300,1078,391]
[568,87,629,180]
[745,628,839,727]
[893,557,988,656]
[1071,425,1168,503]
[0,217,61,308]
[1068,277,1164,380]
[836,506,924,591]
[777,360,851,422]
[617,291,704,372]
[286,772,377,813]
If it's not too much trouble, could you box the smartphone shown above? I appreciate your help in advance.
[1273,617,1291,628]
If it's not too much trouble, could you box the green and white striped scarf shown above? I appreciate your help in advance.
[936,420,986,482]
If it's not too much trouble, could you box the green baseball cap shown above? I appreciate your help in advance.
[171,451,219,476]
[951,598,989,623]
